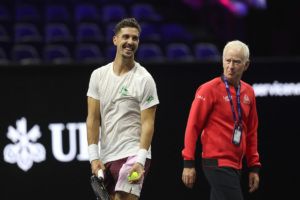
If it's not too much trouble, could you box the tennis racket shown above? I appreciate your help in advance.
[90,169,110,200]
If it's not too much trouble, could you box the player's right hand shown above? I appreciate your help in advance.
[91,159,105,176]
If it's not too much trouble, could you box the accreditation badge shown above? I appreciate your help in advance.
[232,124,242,146]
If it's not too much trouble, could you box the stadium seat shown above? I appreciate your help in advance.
[0,5,11,23]
[14,23,42,43]
[0,25,10,43]
[101,4,127,23]
[45,23,73,43]
[104,23,115,43]
[131,4,162,22]
[15,4,40,22]
[11,44,41,65]
[75,4,100,22]
[75,43,104,63]
[0,47,9,64]
[140,23,161,42]
[136,44,164,62]
[44,44,72,64]
[45,5,71,22]
[160,23,194,43]
[105,45,116,61]
[76,23,104,43]
[166,43,194,61]
[194,43,220,61]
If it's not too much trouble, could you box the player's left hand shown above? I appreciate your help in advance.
[249,172,259,193]
[128,162,144,184]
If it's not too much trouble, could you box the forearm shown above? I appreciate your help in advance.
[137,106,156,166]
[139,120,154,150]
[139,106,156,150]
[86,116,100,145]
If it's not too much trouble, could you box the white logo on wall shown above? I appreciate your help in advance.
[3,117,46,171]
[3,117,89,171]
[253,81,300,97]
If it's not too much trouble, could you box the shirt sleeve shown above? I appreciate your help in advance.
[140,76,159,110]
[87,69,100,100]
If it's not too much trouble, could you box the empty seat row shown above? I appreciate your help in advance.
[0,3,162,23]
[0,22,195,44]
[0,43,221,65]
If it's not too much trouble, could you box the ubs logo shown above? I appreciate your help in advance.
[3,118,46,171]
[3,117,89,172]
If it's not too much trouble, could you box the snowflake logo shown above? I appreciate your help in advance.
[3,117,46,171]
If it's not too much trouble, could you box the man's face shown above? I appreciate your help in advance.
[222,47,249,84]
[113,27,140,59]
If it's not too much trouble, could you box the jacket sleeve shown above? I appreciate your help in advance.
[245,89,261,171]
[182,85,213,167]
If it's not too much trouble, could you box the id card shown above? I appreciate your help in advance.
[232,124,242,146]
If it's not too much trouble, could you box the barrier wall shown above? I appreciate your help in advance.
[1,60,300,199]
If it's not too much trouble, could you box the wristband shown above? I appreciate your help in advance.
[88,144,99,163]
[136,148,148,166]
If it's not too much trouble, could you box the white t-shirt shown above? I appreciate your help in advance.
[87,62,159,164]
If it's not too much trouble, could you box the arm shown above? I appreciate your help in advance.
[129,105,157,182]
[86,96,104,175]
[246,92,261,192]
[182,85,213,188]
[87,97,100,146]
[140,105,157,151]
[181,98,201,188]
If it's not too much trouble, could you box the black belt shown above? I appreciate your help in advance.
[202,158,218,167]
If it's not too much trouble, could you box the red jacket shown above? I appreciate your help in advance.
[182,77,261,170]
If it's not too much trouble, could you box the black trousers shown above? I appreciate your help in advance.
[202,159,244,200]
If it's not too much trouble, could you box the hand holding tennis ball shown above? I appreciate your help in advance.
[128,171,139,181]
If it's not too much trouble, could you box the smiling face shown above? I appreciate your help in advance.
[222,44,249,86]
[113,27,140,60]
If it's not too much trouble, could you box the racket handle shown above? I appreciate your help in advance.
[97,169,104,179]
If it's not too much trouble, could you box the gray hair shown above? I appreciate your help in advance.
[223,40,250,62]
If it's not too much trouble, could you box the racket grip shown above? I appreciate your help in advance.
[97,169,104,179]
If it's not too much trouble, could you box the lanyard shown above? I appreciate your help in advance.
[222,75,242,124]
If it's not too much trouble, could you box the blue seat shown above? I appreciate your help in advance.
[104,23,115,43]
[75,43,104,63]
[14,23,42,43]
[75,4,100,22]
[0,25,10,43]
[0,47,9,64]
[160,23,194,43]
[166,43,194,61]
[137,44,164,62]
[0,5,11,22]
[45,5,71,22]
[194,43,220,61]
[77,23,104,43]
[45,23,73,43]
[105,45,116,61]
[11,44,41,65]
[44,44,72,64]
[140,23,161,42]
[101,4,127,23]
[15,4,40,22]
[131,4,162,22]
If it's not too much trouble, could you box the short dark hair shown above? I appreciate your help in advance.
[114,18,141,35]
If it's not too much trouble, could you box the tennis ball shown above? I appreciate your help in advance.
[128,171,139,180]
